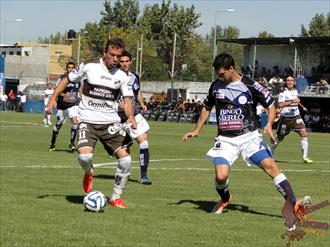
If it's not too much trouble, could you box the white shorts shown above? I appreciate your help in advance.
[206,130,272,167]
[56,106,79,125]
[124,113,150,139]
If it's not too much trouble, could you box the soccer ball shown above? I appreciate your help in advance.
[83,191,107,212]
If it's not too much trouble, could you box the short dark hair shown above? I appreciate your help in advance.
[104,38,125,52]
[121,50,132,60]
[212,52,235,70]
[66,62,75,68]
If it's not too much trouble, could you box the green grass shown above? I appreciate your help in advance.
[0,112,329,247]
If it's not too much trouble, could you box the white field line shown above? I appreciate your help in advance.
[0,158,329,173]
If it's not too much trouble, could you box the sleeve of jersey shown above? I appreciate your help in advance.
[120,75,134,97]
[203,84,215,111]
[68,63,85,83]
[277,93,285,103]
[252,82,274,108]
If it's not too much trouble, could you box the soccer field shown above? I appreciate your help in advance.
[0,112,329,247]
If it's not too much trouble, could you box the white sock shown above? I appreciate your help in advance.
[301,137,308,157]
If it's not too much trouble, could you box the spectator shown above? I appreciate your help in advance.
[7,90,15,111]
[268,75,283,95]
[296,72,309,94]
[258,76,269,89]
[17,91,26,112]
[316,78,329,94]
[1,91,8,112]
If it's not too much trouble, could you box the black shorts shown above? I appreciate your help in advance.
[77,122,133,156]
[276,115,306,139]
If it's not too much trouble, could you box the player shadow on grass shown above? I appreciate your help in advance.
[172,200,282,218]
[51,149,76,153]
[37,194,84,204]
[93,174,139,184]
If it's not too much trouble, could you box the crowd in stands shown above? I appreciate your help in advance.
[241,61,330,95]
[303,111,330,133]
[141,96,204,123]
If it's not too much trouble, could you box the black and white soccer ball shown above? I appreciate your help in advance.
[83,191,107,212]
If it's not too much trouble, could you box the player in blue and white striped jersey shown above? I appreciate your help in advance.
[119,50,152,185]
[182,53,310,224]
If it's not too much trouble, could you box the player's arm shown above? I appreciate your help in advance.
[136,90,147,111]
[181,106,210,141]
[263,104,276,142]
[46,77,69,112]
[123,96,137,129]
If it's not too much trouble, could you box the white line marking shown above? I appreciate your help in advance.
[1,158,329,172]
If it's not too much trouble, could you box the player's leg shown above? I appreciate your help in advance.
[77,123,97,193]
[295,119,313,163]
[49,110,65,151]
[125,113,151,185]
[102,125,133,208]
[136,133,151,185]
[68,106,79,151]
[206,139,238,214]
[246,135,311,222]
[270,117,289,153]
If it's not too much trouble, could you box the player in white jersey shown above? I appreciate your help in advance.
[43,83,54,125]
[119,50,152,185]
[46,38,137,209]
[49,62,80,152]
[270,76,313,163]
[182,53,310,225]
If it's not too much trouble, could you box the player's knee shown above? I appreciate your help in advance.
[139,140,148,149]
[215,173,228,184]
[117,155,131,175]
[215,178,229,189]
[78,153,93,171]
[55,123,62,129]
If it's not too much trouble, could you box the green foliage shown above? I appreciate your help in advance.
[257,31,275,38]
[100,0,139,30]
[37,31,67,44]
[139,0,201,77]
[300,13,330,37]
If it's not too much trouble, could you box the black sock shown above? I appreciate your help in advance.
[70,126,77,144]
[139,148,149,178]
[51,128,59,145]
[274,174,296,206]
[216,180,230,203]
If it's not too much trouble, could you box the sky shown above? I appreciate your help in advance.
[0,0,329,44]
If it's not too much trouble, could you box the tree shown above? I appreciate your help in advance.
[100,0,139,30]
[257,31,274,38]
[138,0,201,79]
[300,13,330,37]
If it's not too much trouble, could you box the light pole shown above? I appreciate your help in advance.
[212,9,235,81]
[77,31,88,65]
[4,18,22,44]
[168,32,177,103]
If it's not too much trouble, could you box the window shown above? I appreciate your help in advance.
[9,51,14,55]
[1,52,6,57]
[17,51,21,56]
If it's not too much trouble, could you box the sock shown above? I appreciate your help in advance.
[51,126,60,145]
[111,156,131,201]
[139,141,149,178]
[273,173,296,206]
[70,124,78,144]
[301,137,308,158]
[215,179,230,203]
[47,114,51,122]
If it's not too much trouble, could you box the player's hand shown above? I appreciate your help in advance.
[45,99,57,113]
[141,104,147,112]
[263,124,276,142]
[181,131,199,142]
[126,117,137,129]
